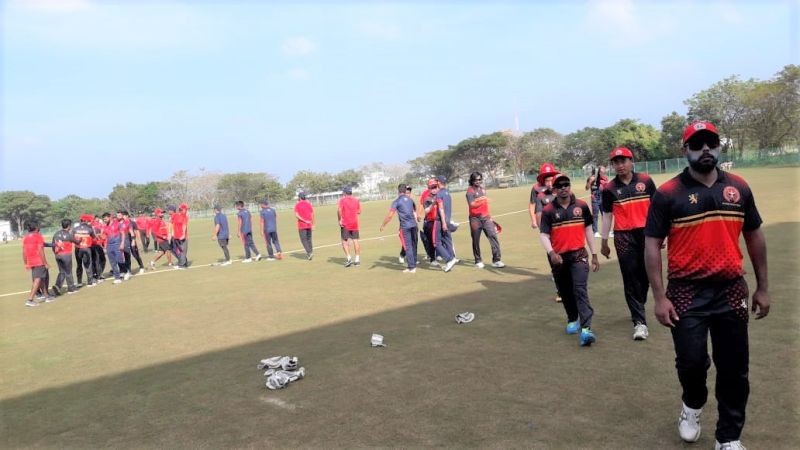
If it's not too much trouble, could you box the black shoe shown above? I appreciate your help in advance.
[344,259,353,267]
[354,261,361,266]
[52,286,61,296]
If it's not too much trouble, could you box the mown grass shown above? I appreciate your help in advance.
[0,167,798,448]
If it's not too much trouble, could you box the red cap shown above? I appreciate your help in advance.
[154,208,163,215]
[80,214,93,222]
[609,147,634,160]
[536,162,558,184]
[683,121,719,145]
[179,203,188,210]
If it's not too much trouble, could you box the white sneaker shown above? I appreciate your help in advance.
[609,231,614,237]
[255,254,263,261]
[633,324,649,341]
[113,279,123,284]
[149,261,155,269]
[429,261,440,267]
[398,256,405,264]
[265,257,276,261]
[715,440,746,450]
[220,260,232,266]
[242,258,253,263]
[594,232,601,238]
[44,296,56,303]
[25,300,39,307]
[138,268,145,275]
[87,282,97,288]
[678,403,702,442]
[443,258,457,272]
[492,261,506,268]
[402,268,416,273]
[475,262,485,269]
[123,272,131,281]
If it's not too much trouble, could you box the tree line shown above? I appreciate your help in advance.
[1,65,797,234]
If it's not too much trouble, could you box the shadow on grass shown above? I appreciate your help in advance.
[2,223,798,448]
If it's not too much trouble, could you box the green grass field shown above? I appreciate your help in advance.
[1,167,798,448]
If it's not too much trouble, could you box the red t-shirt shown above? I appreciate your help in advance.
[338,196,361,231]
[135,216,150,233]
[105,219,121,240]
[294,200,314,230]
[466,186,490,217]
[23,232,45,268]
[420,189,438,221]
[171,213,187,239]
[149,217,168,241]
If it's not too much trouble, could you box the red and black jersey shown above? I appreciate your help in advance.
[644,168,762,281]
[601,172,656,231]
[466,186,490,217]
[540,196,593,254]
[52,230,74,255]
[530,183,555,213]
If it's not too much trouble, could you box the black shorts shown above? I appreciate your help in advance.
[340,228,359,240]
[217,238,229,247]
[31,265,47,280]
[157,240,171,252]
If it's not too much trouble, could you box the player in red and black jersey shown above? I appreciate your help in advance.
[52,219,77,295]
[530,162,563,302]
[539,173,600,347]
[644,121,769,449]
[466,172,503,268]
[600,147,657,341]
[418,178,439,265]
[73,214,97,287]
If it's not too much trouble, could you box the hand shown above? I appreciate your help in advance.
[119,244,124,251]
[751,288,770,319]
[548,251,562,265]
[531,221,538,229]
[655,298,679,327]
[591,254,599,272]
[600,241,611,259]
[211,236,217,241]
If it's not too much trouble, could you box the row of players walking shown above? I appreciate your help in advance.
[19,121,769,449]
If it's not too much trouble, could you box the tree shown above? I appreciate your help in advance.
[741,65,800,154]
[334,169,363,189]
[0,191,52,234]
[286,170,338,194]
[451,132,509,185]
[685,75,755,157]
[50,195,111,223]
[519,128,565,172]
[108,182,160,213]
[217,172,285,204]
[604,119,664,161]
[563,127,606,167]
[660,112,687,157]
[406,149,457,184]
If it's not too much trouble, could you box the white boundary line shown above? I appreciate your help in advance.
[1,194,590,299]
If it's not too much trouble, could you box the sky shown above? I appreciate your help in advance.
[1,0,798,199]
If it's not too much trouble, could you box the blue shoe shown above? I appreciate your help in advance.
[565,321,580,335]
[579,328,596,347]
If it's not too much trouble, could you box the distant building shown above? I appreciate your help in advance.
[0,220,12,240]
[361,171,391,194]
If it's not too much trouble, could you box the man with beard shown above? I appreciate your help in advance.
[103,212,124,283]
[531,162,562,302]
[73,214,96,287]
[538,173,600,346]
[644,121,769,450]
[600,147,657,341]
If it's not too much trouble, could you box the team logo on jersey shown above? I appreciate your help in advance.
[573,207,583,217]
[617,189,622,195]
[688,193,698,204]
[723,186,741,204]
[555,213,560,219]
[635,182,646,193]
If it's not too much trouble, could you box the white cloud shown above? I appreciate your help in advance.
[357,22,401,39]
[11,0,91,13]
[281,37,317,56]
[286,68,310,80]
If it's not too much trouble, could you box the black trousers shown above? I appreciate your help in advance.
[131,244,144,270]
[614,229,649,325]
[91,245,106,279]
[469,216,501,264]
[298,229,313,256]
[171,238,188,267]
[668,277,750,443]
[421,221,436,262]
[55,255,75,291]
[217,238,230,261]
[75,248,94,284]
[550,248,593,328]
[141,232,150,252]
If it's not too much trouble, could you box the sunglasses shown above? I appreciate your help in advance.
[685,135,721,151]
[554,183,571,189]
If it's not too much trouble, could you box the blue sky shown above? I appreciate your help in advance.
[2,0,797,199]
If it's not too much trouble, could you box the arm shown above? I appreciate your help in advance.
[645,236,678,327]
[39,245,48,268]
[539,233,561,265]
[379,209,396,231]
[213,223,221,240]
[528,191,538,228]
[585,226,599,272]
[743,228,769,319]
[437,199,447,230]
[260,215,266,240]
[585,176,594,191]
[600,214,614,258]
[237,215,243,238]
